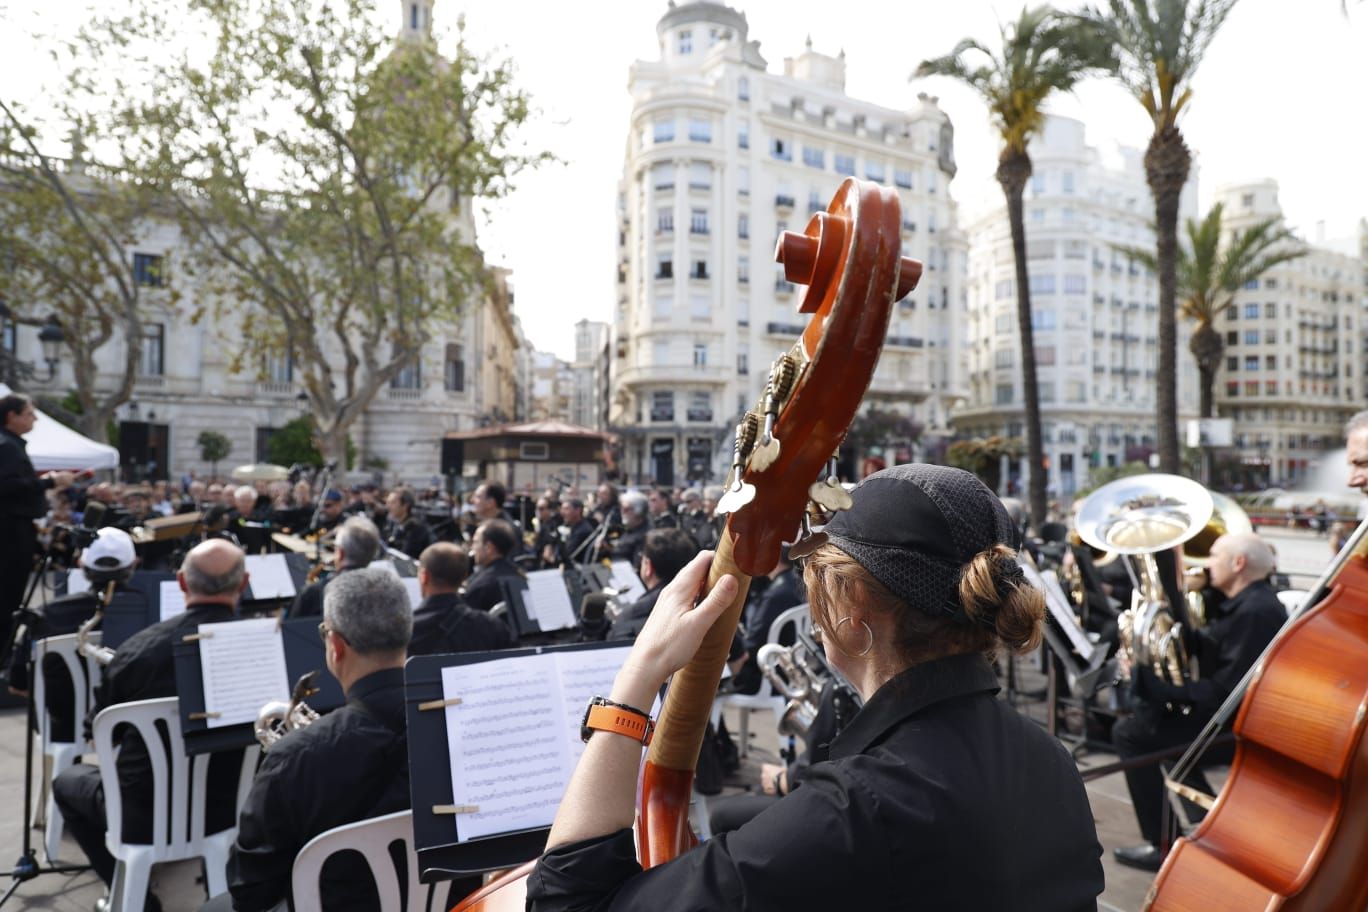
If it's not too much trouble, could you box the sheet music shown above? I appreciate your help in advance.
[158,581,186,621]
[608,561,646,603]
[67,568,91,595]
[198,618,290,729]
[244,554,297,599]
[401,577,423,610]
[440,645,643,843]
[1019,558,1095,659]
[442,655,569,842]
[524,570,576,632]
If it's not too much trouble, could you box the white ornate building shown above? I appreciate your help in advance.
[1209,180,1366,487]
[2,0,520,485]
[957,115,1200,497]
[611,0,967,486]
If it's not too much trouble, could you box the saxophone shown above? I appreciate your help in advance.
[254,671,323,748]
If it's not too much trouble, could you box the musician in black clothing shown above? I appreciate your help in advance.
[53,540,249,910]
[532,496,563,569]
[646,488,677,530]
[589,482,619,529]
[306,488,347,537]
[606,491,649,570]
[730,546,806,695]
[607,528,695,641]
[0,393,77,655]
[290,516,382,618]
[462,519,524,613]
[1111,532,1287,871]
[558,498,596,566]
[409,542,514,656]
[384,487,434,560]
[677,489,715,550]
[206,568,415,912]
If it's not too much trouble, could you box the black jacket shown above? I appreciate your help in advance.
[386,516,434,560]
[91,601,243,842]
[527,653,1103,911]
[462,557,522,613]
[0,426,49,518]
[409,592,514,656]
[605,586,663,641]
[226,667,410,911]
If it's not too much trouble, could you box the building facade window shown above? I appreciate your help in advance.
[737,344,749,374]
[737,256,749,284]
[865,161,885,182]
[391,349,421,390]
[690,259,708,280]
[677,29,692,54]
[651,390,674,422]
[133,253,166,287]
[657,209,673,233]
[737,165,750,195]
[834,153,855,175]
[139,324,165,376]
[687,117,712,143]
[1244,302,1260,319]
[653,118,675,143]
[687,390,712,421]
[737,213,749,238]
[802,145,825,169]
[656,254,673,279]
[771,138,791,161]
[690,209,709,234]
[688,162,711,190]
[692,343,708,367]
[651,162,674,190]
[263,352,292,384]
[444,343,465,391]
[737,124,749,150]
[737,76,749,100]
[894,169,913,189]
[995,383,1014,404]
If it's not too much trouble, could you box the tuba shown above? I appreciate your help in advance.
[255,671,323,748]
[1075,474,1214,690]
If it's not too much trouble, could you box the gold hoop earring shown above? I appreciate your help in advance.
[835,615,874,658]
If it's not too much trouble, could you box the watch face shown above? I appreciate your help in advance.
[580,695,602,743]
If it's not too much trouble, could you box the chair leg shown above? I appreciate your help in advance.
[43,792,64,864]
[110,857,152,912]
[738,709,751,759]
[31,755,49,829]
[202,836,232,898]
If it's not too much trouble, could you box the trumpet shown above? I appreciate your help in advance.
[255,671,323,749]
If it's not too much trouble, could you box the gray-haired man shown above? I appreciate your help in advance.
[213,567,414,912]
[289,515,383,617]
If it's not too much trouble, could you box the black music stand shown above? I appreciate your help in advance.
[172,616,345,755]
[404,641,636,882]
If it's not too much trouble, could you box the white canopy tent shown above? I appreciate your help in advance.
[0,383,119,472]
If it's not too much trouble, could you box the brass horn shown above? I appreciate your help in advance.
[1075,474,1214,690]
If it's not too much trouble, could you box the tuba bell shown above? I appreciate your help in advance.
[1075,474,1214,690]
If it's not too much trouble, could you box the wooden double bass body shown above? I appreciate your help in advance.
[453,178,918,911]
[1146,538,1368,910]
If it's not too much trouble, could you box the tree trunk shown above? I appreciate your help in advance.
[1189,321,1224,419]
[997,149,1047,532]
[1145,125,1191,474]
[318,425,349,471]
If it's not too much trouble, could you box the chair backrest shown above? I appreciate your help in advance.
[767,604,810,647]
[33,631,100,747]
[91,697,259,857]
[290,810,422,912]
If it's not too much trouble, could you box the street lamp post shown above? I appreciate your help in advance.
[0,304,66,385]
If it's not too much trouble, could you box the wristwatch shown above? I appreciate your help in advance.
[580,696,654,746]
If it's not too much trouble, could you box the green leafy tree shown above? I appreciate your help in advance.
[265,417,356,470]
[69,0,546,464]
[916,6,1112,531]
[946,435,1025,492]
[1119,202,1305,418]
[1078,0,1241,472]
[196,429,232,480]
[0,101,173,442]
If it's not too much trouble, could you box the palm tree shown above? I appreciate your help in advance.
[1120,203,1305,418]
[916,6,1111,531]
[1078,0,1241,473]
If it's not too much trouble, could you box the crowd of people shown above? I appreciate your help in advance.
[4,386,1368,910]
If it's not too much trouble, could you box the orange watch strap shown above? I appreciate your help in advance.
[585,703,654,746]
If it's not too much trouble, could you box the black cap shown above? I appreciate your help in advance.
[822,464,1019,620]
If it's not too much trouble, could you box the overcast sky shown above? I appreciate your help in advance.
[4,0,1365,360]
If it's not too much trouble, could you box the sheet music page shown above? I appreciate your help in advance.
[1019,559,1095,659]
[244,554,297,599]
[158,581,186,621]
[198,618,290,729]
[401,577,423,610]
[442,654,570,842]
[524,569,576,632]
[67,568,91,595]
[552,646,646,770]
[608,561,647,602]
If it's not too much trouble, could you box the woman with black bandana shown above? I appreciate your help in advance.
[527,464,1103,911]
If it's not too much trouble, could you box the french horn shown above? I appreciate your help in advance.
[1075,474,1214,690]
[255,671,323,749]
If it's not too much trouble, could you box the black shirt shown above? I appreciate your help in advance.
[92,601,242,841]
[0,426,49,518]
[561,518,597,565]
[289,566,360,618]
[605,586,662,641]
[608,523,648,570]
[386,515,434,560]
[409,592,514,657]
[462,557,522,613]
[225,667,410,911]
[526,653,1103,911]
[1137,579,1287,718]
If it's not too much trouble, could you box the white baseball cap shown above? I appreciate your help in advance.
[80,528,136,572]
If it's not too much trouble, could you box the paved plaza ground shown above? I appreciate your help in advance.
[0,526,1338,911]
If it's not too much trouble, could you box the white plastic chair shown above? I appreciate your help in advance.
[290,810,425,912]
[717,604,810,757]
[31,631,101,863]
[92,696,259,911]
